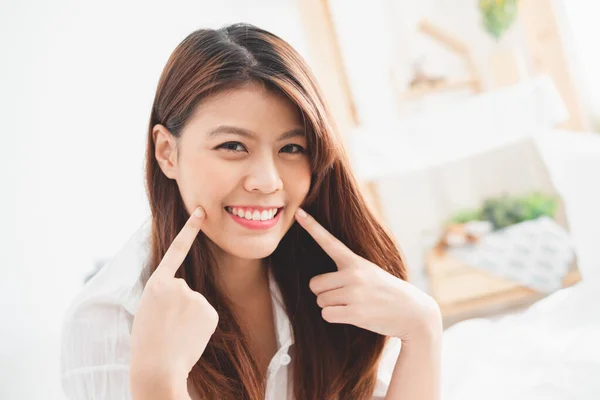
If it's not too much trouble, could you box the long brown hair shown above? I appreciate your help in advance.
[144,23,407,400]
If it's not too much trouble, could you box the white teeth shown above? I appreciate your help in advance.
[227,207,281,221]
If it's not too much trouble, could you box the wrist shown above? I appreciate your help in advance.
[400,300,443,345]
[130,367,190,400]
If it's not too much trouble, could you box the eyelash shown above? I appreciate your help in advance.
[216,141,306,154]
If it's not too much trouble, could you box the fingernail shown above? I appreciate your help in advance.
[193,207,204,218]
[296,208,307,218]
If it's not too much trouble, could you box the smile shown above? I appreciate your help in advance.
[225,206,284,230]
[225,206,281,221]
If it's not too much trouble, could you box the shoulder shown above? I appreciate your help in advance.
[60,217,152,382]
[63,217,152,323]
[372,337,402,398]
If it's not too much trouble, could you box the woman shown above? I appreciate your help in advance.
[60,23,442,400]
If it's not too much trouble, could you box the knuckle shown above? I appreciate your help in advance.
[206,306,219,329]
[316,295,324,308]
[146,277,165,293]
[208,307,219,322]
[349,267,364,281]
[349,286,363,301]
[174,278,190,292]
[170,240,187,255]
[189,292,206,308]
[425,297,442,319]
[188,218,202,230]
[338,252,354,265]
[309,278,319,293]
[321,307,331,321]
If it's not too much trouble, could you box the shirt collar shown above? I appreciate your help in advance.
[268,268,294,349]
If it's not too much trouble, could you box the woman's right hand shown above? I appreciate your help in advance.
[130,207,218,393]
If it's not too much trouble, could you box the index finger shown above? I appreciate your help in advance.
[294,208,355,266]
[155,206,205,278]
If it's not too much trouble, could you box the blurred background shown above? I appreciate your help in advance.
[2,0,600,398]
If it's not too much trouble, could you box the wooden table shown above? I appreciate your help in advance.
[425,250,582,327]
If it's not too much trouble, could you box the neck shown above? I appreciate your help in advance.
[209,244,270,308]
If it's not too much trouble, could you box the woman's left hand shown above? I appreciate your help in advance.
[295,208,443,343]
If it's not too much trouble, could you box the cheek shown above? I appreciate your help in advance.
[178,158,237,212]
[284,161,311,203]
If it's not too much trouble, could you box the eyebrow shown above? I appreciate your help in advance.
[207,125,305,141]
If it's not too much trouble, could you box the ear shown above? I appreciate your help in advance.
[153,124,178,180]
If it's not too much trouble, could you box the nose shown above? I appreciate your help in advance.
[243,154,283,194]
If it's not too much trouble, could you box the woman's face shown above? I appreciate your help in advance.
[154,81,311,260]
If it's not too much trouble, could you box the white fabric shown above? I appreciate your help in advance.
[441,278,600,400]
[60,218,401,399]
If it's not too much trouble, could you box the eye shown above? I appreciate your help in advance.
[216,141,247,152]
[280,144,306,154]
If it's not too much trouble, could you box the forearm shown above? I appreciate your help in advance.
[384,331,442,400]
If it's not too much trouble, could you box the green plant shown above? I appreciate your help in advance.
[448,192,559,229]
[449,208,483,224]
[518,192,559,221]
[479,0,519,41]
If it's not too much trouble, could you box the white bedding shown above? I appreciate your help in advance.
[442,277,600,399]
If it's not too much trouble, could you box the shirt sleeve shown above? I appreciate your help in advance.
[372,337,402,399]
[60,301,134,399]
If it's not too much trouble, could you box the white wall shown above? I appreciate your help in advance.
[328,0,593,125]
[330,0,527,120]
[1,1,308,398]
[561,0,600,130]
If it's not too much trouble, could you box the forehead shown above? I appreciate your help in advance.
[183,81,303,139]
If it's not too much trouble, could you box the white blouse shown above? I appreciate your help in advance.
[60,217,402,399]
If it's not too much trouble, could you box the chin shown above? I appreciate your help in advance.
[221,238,280,260]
